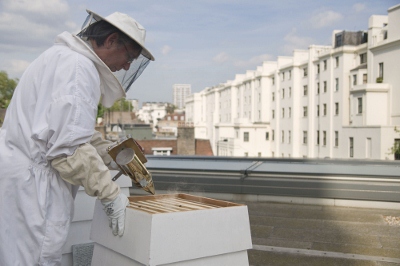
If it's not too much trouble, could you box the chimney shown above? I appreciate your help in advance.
[177,125,195,155]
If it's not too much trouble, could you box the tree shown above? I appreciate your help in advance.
[388,127,400,160]
[0,71,18,109]
[166,103,176,114]
[97,98,133,119]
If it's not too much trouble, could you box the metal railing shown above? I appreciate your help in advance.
[144,156,400,202]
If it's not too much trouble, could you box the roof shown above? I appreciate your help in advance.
[137,138,213,156]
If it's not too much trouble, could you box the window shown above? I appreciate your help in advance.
[282,72,285,81]
[360,53,367,64]
[335,131,339,147]
[357,98,363,114]
[258,110,261,120]
[335,56,339,68]
[363,74,367,84]
[303,67,308,77]
[289,107,291,118]
[317,64,320,74]
[244,152,248,157]
[349,137,354,158]
[335,33,343,47]
[258,152,262,157]
[289,87,292,98]
[272,130,275,141]
[335,102,339,115]
[265,132,269,140]
[394,139,400,160]
[289,70,291,79]
[303,131,308,144]
[272,92,275,101]
[258,93,261,103]
[323,60,327,70]
[323,104,327,116]
[317,105,320,116]
[335,78,339,91]
[272,77,275,85]
[317,130,320,145]
[303,85,308,96]
[317,82,320,94]
[282,108,285,118]
[323,81,327,93]
[323,131,327,146]
[303,106,308,117]
[236,130,239,138]
[353,75,357,86]
[379,62,384,78]
[272,110,275,119]
[282,131,284,143]
[288,131,291,144]
[244,132,249,142]
[282,88,285,99]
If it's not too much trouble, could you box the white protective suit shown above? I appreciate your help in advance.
[0,32,126,265]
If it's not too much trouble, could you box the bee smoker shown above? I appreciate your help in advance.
[107,136,155,195]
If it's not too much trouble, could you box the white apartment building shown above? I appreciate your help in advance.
[129,99,139,112]
[136,102,169,132]
[173,84,192,109]
[186,4,400,160]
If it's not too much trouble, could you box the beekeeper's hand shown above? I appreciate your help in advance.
[101,193,130,236]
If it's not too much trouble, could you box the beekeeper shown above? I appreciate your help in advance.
[0,9,154,265]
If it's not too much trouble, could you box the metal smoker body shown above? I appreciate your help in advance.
[107,137,155,195]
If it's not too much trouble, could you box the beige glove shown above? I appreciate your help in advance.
[90,131,119,170]
[51,143,120,201]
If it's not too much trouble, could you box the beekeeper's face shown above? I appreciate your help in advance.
[96,33,141,72]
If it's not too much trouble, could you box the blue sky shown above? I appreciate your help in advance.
[0,0,397,105]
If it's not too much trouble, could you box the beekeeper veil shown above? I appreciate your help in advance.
[78,10,155,92]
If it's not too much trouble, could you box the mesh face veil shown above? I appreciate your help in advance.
[77,10,154,92]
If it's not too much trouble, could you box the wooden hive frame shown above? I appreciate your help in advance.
[128,193,243,214]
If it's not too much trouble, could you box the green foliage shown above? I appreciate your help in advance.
[388,127,400,156]
[166,103,176,114]
[97,98,133,118]
[0,71,18,109]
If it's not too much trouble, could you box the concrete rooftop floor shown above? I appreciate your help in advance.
[241,201,400,266]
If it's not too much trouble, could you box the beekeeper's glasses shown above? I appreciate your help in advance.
[122,42,136,64]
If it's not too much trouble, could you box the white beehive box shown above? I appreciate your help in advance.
[90,193,252,266]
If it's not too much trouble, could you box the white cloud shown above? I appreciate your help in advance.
[0,0,73,51]
[233,54,271,68]
[353,3,366,13]
[161,45,172,55]
[282,28,314,55]
[3,0,69,18]
[0,59,31,78]
[310,10,343,29]
[213,52,230,64]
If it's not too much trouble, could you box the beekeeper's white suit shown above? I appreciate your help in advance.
[0,10,153,265]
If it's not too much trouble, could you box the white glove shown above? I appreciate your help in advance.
[101,193,130,236]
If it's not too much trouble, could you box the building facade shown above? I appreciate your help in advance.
[185,4,400,160]
[173,84,192,109]
[136,102,171,132]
